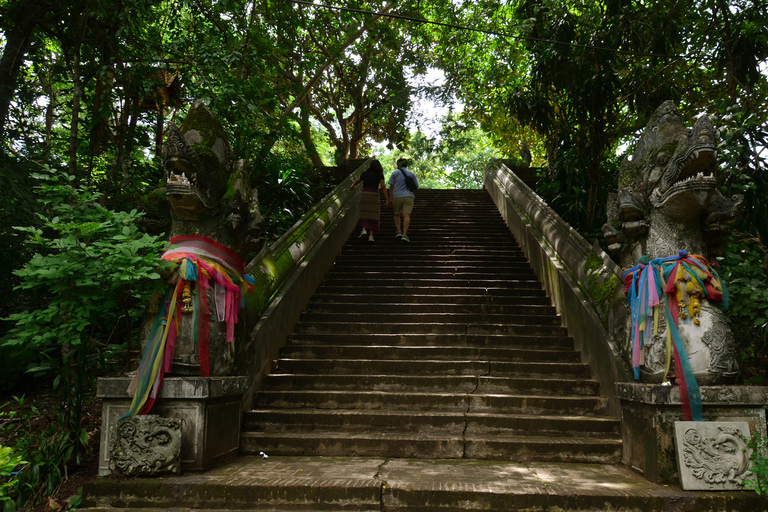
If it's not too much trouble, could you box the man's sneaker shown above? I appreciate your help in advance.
[395,231,403,239]
[368,233,375,242]
[358,228,367,238]
[401,235,410,242]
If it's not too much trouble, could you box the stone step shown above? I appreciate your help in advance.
[261,374,601,396]
[293,322,568,337]
[272,359,591,379]
[254,390,609,415]
[81,456,762,512]
[340,243,522,252]
[338,244,526,254]
[314,286,547,297]
[278,345,580,363]
[298,312,561,326]
[322,270,538,281]
[285,333,575,349]
[304,302,557,316]
[318,278,543,290]
[244,409,620,437]
[332,253,529,263]
[240,431,622,463]
[308,293,553,306]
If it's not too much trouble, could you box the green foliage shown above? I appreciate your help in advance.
[0,155,37,341]
[743,426,768,498]
[381,114,497,190]
[4,170,166,359]
[0,441,25,508]
[714,101,768,243]
[0,170,166,509]
[0,395,88,512]
[256,153,335,239]
[718,235,768,384]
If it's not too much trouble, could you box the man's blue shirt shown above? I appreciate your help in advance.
[388,167,418,198]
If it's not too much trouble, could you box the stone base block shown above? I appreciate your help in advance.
[616,383,768,485]
[97,376,247,476]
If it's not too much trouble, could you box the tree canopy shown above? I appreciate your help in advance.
[2,1,768,507]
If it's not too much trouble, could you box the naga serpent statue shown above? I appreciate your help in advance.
[123,101,264,418]
[602,101,743,405]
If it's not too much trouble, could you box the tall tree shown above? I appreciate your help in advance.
[0,0,53,140]
[263,0,416,163]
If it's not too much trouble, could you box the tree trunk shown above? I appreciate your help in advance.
[68,48,83,179]
[155,106,164,161]
[299,105,325,168]
[260,2,394,158]
[714,0,738,101]
[0,0,52,140]
[585,162,601,231]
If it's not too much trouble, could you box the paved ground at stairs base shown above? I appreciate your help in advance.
[82,455,767,512]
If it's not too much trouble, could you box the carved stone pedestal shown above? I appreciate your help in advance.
[97,376,247,476]
[616,383,768,485]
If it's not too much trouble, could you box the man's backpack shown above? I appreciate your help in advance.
[399,167,418,192]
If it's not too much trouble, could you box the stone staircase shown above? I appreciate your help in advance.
[240,189,621,463]
[82,189,764,511]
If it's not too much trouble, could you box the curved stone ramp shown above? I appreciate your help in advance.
[81,455,762,511]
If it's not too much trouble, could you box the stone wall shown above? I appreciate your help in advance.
[237,160,369,409]
[484,159,632,416]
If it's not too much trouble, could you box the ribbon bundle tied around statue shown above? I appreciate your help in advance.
[624,250,728,422]
[120,235,255,420]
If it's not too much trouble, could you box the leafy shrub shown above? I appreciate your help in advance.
[1,170,166,509]
[0,440,25,510]
[256,154,334,239]
[717,234,768,384]
[743,426,768,498]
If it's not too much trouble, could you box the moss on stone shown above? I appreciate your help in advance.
[241,187,348,318]
[584,253,622,325]
[181,102,228,147]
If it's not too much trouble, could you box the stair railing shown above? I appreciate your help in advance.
[237,159,372,408]
[484,159,632,416]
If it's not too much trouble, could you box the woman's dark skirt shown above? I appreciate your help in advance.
[358,186,380,232]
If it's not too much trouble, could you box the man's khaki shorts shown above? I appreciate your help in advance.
[393,196,414,215]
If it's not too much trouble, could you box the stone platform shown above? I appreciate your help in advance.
[82,455,765,511]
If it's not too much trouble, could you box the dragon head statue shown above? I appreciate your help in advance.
[157,100,264,260]
[604,101,743,266]
[639,101,718,220]
[164,101,233,222]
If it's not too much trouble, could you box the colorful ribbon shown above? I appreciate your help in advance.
[120,235,254,420]
[624,250,728,421]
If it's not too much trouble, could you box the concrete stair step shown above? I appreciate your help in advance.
[304,302,557,316]
[261,374,601,396]
[318,279,543,290]
[293,322,569,336]
[272,359,591,379]
[314,286,547,297]
[298,312,560,326]
[322,271,538,281]
[308,293,552,306]
[254,390,609,415]
[332,254,529,264]
[244,410,619,438]
[278,345,580,363]
[81,455,765,511]
[340,244,523,253]
[285,333,575,349]
[82,457,383,510]
[239,432,621,463]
